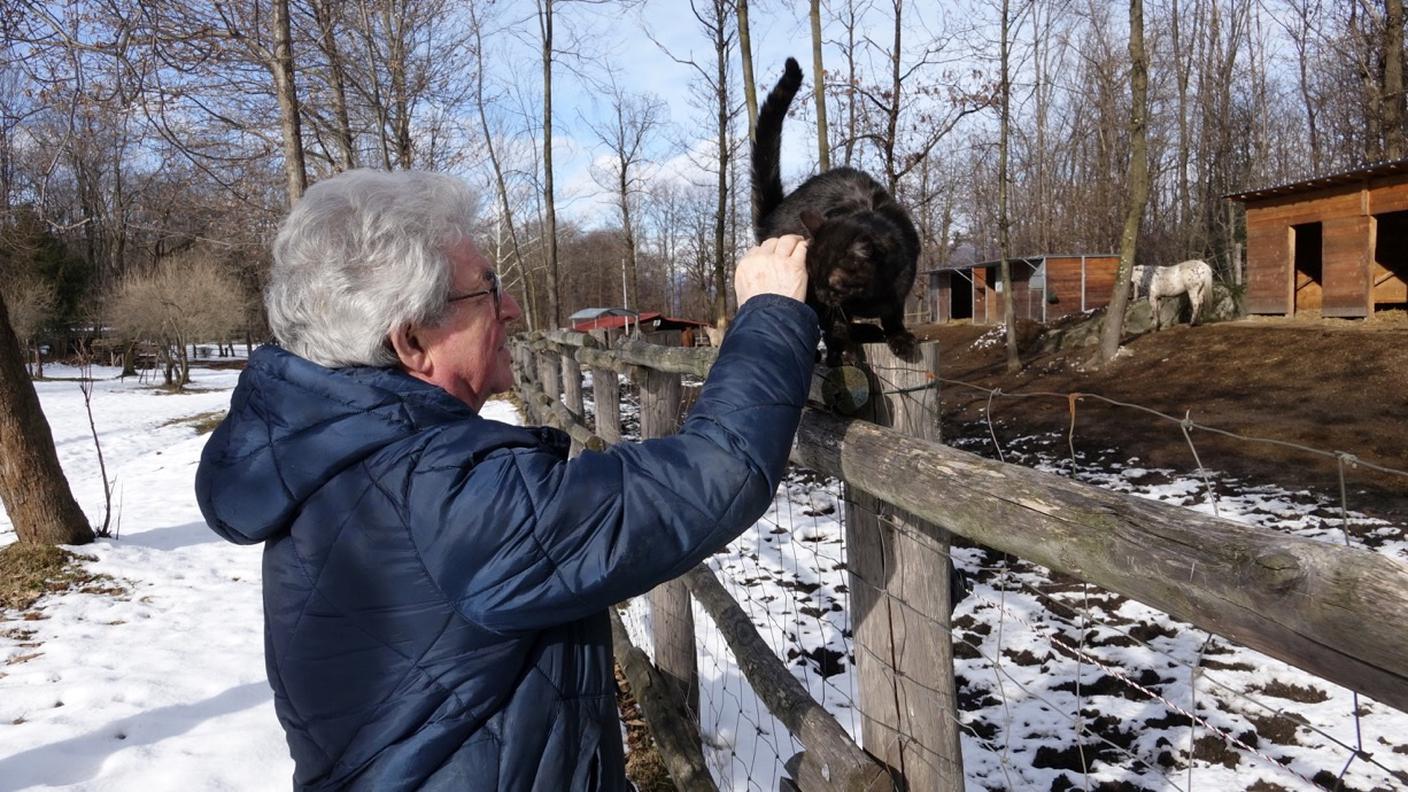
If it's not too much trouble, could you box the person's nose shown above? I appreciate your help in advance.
[499,289,524,323]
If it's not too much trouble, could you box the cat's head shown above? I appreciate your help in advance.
[800,209,907,306]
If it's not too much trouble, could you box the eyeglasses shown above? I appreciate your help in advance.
[447,270,501,314]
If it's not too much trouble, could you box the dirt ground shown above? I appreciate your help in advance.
[917,313,1408,527]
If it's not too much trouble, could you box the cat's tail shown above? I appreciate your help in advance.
[751,57,803,237]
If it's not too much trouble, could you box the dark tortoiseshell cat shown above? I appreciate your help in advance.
[752,57,920,365]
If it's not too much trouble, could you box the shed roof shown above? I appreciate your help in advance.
[1224,158,1408,202]
[926,254,1115,274]
[570,312,710,332]
[568,307,637,322]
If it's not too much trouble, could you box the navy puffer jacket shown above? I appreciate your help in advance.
[195,295,819,790]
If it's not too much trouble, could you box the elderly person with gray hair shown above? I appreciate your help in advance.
[195,169,817,790]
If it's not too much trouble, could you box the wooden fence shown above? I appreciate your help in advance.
[508,329,1408,791]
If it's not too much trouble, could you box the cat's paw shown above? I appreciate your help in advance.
[886,331,920,362]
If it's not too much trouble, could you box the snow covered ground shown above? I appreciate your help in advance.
[3,361,1406,791]
[0,363,516,791]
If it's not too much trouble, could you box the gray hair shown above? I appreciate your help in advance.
[265,169,480,367]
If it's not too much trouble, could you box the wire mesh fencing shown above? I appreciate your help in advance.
[513,333,1408,792]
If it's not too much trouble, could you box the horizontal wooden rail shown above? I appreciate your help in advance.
[516,377,607,452]
[538,333,870,414]
[791,409,1408,713]
[609,610,716,792]
[683,565,894,791]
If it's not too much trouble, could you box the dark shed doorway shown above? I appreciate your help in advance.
[1291,221,1323,313]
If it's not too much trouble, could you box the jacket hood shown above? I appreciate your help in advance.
[195,345,476,545]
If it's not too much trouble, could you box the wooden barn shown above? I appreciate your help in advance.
[1227,159,1408,317]
[926,254,1120,324]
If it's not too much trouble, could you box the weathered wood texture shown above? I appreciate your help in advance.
[847,341,962,790]
[609,610,716,792]
[615,337,717,378]
[792,409,1408,714]
[559,350,585,455]
[517,377,606,453]
[637,364,699,718]
[536,349,561,403]
[560,351,584,418]
[682,565,894,792]
[1044,255,1119,318]
[591,366,622,443]
[1240,174,1408,316]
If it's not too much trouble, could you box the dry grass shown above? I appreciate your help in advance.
[161,410,227,435]
[614,663,676,792]
[0,543,120,613]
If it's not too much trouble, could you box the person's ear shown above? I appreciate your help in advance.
[388,323,432,375]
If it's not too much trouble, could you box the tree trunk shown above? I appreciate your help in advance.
[383,2,413,168]
[844,1,858,166]
[712,0,730,326]
[620,171,640,311]
[999,0,1019,373]
[0,294,92,546]
[1097,0,1151,366]
[271,0,307,204]
[1386,0,1405,159]
[810,0,830,170]
[472,5,534,329]
[541,0,561,328]
[312,0,357,171]
[883,0,904,192]
[737,0,758,141]
[1172,0,1192,247]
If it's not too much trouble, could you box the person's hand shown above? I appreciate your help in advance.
[735,235,808,305]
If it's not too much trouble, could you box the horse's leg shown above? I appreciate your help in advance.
[1151,292,1160,330]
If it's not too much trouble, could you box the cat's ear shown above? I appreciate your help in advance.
[870,186,890,208]
[800,208,825,236]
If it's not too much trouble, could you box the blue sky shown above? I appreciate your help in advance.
[477,0,975,226]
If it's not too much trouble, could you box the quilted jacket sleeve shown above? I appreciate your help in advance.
[408,294,819,634]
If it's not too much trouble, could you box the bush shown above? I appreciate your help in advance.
[107,251,245,388]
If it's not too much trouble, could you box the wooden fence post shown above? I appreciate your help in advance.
[638,364,698,718]
[591,363,622,444]
[519,344,540,425]
[537,346,561,405]
[560,348,584,455]
[561,348,584,420]
[846,339,962,790]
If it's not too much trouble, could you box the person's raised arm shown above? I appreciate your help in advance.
[408,237,818,634]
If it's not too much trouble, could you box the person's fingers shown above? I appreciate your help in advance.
[787,238,809,261]
[772,234,800,257]
[757,237,779,254]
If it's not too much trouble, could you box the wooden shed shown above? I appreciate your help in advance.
[926,254,1120,324]
[1227,159,1408,317]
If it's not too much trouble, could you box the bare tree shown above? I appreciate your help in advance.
[7,277,55,377]
[998,0,1020,373]
[303,0,358,172]
[108,252,244,390]
[0,292,92,545]
[737,0,759,140]
[538,0,562,327]
[469,2,537,329]
[1385,0,1405,158]
[1097,0,1151,366]
[587,81,666,312]
[810,0,831,170]
[857,0,990,193]
[653,0,738,326]
[271,0,308,202]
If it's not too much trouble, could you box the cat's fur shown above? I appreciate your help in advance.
[752,57,920,365]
